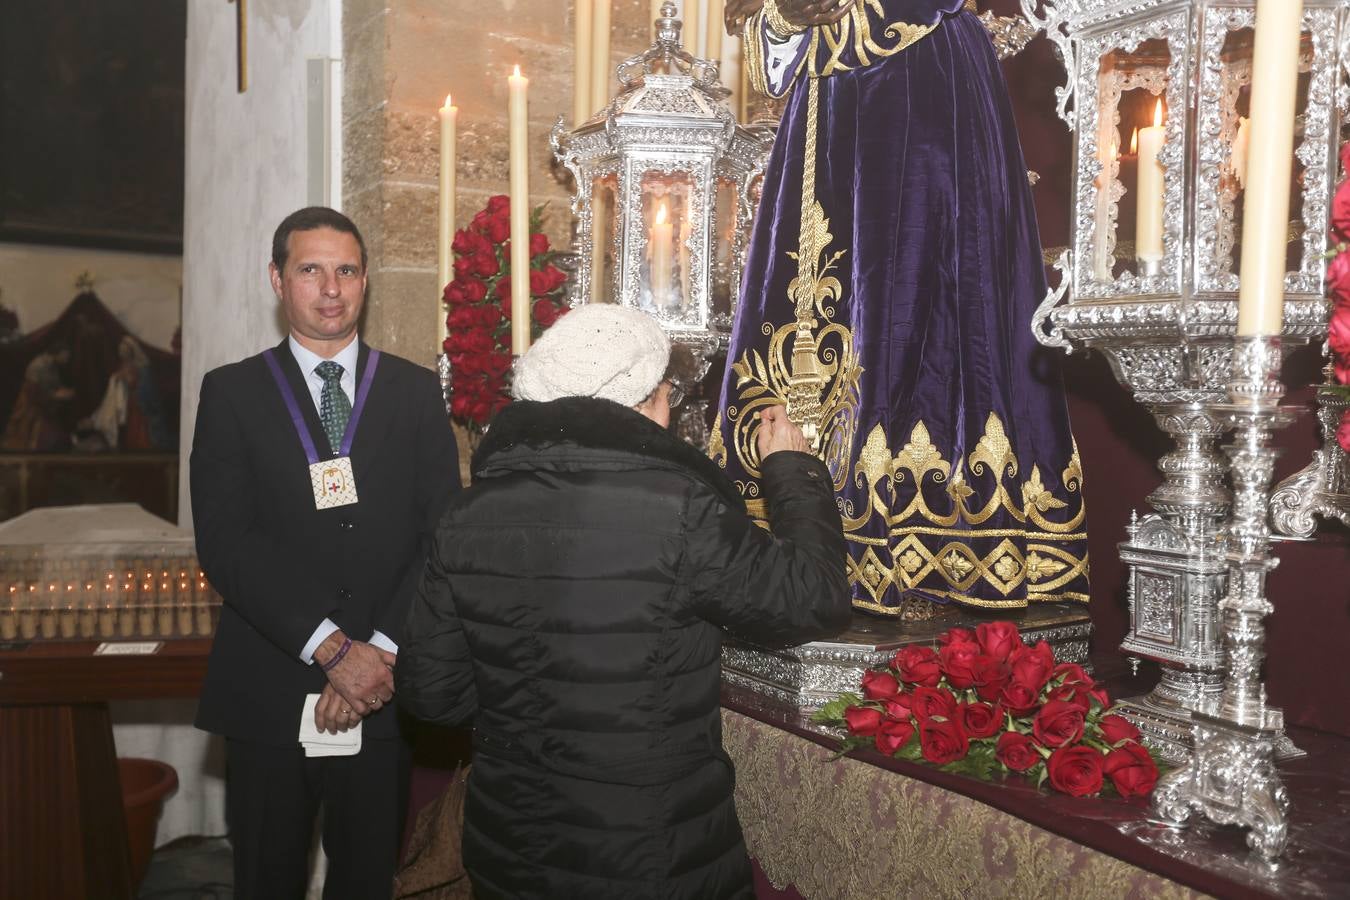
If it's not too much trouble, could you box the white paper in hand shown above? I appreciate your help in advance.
[299,693,362,757]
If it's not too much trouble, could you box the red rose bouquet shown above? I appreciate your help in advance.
[813,622,1162,799]
[443,195,570,428]
[1328,141,1350,452]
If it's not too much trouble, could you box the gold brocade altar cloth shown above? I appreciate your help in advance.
[721,672,1350,900]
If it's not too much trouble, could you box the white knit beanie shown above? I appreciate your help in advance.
[512,304,671,407]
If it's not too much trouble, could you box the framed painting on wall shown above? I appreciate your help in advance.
[0,1,186,254]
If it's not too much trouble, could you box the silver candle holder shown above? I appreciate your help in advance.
[1152,335,1297,863]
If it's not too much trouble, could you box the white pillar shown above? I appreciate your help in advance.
[179,0,342,529]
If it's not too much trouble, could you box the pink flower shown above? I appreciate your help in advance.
[1338,409,1350,453]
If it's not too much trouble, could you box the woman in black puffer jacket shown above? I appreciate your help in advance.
[396,305,850,900]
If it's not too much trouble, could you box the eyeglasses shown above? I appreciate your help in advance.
[665,380,685,408]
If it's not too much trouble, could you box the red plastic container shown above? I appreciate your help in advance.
[118,757,178,890]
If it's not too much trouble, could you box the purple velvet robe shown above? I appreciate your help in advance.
[711,2,1089,613]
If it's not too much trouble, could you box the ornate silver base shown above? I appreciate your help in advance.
[721,605,1092,713]
[1154,712,1291,864]
[1270,380,1350,538]
[1153,336,1300,862]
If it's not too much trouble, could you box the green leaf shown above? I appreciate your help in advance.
[812,692,862,726]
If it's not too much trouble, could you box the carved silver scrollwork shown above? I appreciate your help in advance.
[1270,376,1350,537]
[1019,0,1077,127]
[1032,250,1073,351]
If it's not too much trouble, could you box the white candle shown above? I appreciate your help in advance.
[685,0,704,58]
[1135,100,1166,267]
[590,191,609,303]
[721,33,742,120]
[706,0,724,63]
[651,202,673,307]
[1233,115,1252,189]
[574,0,594,126]
[1238,0,1303,336]
[508,65,532,356]
[437,94,458,348]
[590,1,612,114]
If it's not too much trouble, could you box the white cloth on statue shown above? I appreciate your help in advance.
[763,29,804,95]
[87,373,130,449]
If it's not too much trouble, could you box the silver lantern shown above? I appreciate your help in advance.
[552,1,772,447]
[1023,0,1346,763]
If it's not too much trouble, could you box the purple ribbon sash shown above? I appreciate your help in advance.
[263,347,381,464]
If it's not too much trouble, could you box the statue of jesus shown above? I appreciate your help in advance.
[711,0,1090,617]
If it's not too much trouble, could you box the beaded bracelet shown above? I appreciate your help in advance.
[320,637,352,672]
[763,0,808,38]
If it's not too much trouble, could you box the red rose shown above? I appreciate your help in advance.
[1009,640,1055,692]
[971,654,1012,702]
[533,264,567,295]
[1328,250,1350,306]
[452,229,492,257]
[939,641,980,689]
[975,621,1023,661]
[529,232,550,256]
[475,305,503,330]
[459,327,494,355]
[446,276,488,306]
[1046,681,1093,713]
[1097,714,1142,747]
[1103,742,1159,798]
[862,670,901,701]
[910,686,958,722]
[1048,745,1105,797]
[453,255,476,279]
[532,298,560,329]
[495,275,513,302]
[483,352,512,379]
[918,717,969,765]
[1329,306,1350,358]
[844,706,883,737]
[893,645,941,687]
[937,627,977,647]
[1033,699,1087,749]
[1052,663,1094,688]
[996,731,1041,773]
[875,717,916,755]
[1333,182,1350,242]
[1338,358,1350,388]
[471,251,500,278]
[486,216,511,244]
[486,194,511,215]
[447,307,478,331]
[449,352,481,377]
[1339,409,1350,453]
[883,694,914,721]
[957,701,1005,739]
[999,681,1041,717]
[468,400,493,425]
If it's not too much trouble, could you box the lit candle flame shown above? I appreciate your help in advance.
[513,65,522,78]
[443,93,454,110]
[1154,99,1164,128]
[655,203,668,226]
[1131,128,1139,156]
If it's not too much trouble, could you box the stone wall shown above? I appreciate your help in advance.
[342,0,666,368]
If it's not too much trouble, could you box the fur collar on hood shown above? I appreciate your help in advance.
[471,397,745,509]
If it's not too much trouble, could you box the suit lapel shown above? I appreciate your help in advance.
[350,343,393,480]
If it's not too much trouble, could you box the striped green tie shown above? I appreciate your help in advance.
[315,361,350,455]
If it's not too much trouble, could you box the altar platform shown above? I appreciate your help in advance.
[721,660,1350,900]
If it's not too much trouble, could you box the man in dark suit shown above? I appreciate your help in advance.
[190,207,459,899]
